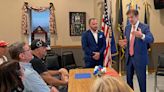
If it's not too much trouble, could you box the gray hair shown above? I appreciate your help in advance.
[8,42,26,60]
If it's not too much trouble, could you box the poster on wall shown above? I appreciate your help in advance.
[69,12,86,36]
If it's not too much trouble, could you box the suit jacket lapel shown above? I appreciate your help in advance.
[97,31,100,44]
[88,30,97,44]
[127,25,131,41]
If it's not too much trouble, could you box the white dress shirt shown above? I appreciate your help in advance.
[91,30,98,43]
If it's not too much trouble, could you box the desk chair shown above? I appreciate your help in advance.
[154,53,164,92]
[45,54,60,70]
[61,51,82,70]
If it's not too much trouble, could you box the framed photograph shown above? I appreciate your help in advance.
[69,12,86,36]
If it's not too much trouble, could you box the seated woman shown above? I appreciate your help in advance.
[0,61,24,92]
[91,75,134,92]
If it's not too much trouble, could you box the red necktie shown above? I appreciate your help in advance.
[129,26,135,56]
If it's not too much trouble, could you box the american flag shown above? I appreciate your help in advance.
[101,0,112,67]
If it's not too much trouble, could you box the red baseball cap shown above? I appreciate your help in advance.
[0,41,8,47]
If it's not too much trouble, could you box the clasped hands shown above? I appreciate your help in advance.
[58,68,69,83]
[92,52,100,60]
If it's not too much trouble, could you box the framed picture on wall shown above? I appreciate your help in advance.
[69,12,86,36]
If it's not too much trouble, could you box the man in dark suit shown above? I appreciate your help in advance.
[119,9,154,92]
[81,18,106,68]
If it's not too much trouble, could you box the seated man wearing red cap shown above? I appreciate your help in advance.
[0,40,8,64]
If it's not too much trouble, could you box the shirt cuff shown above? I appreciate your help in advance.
[141,34,145,40]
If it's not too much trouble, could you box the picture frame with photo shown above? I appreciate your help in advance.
[69,12,86,36]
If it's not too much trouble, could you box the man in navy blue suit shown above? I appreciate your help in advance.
[119,9,154,92]
[81,18,106,68]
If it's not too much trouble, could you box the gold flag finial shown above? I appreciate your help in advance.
[127,0,140,10]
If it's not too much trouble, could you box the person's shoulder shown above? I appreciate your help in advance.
[125,23,131,28]
[83,30,90,34]
[139,22,148,27]
[23,65,44,81]
[98,30,106,36]
[30,56,41,63]
[23,66,36,76]
[82,30,90,37]
[98,30,103,34]
[138,22,149,29]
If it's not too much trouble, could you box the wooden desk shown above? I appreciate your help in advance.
[68,68,130,92]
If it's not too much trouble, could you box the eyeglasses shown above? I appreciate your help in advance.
[22,49,31,53]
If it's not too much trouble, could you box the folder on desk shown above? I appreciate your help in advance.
[75,73,91,79]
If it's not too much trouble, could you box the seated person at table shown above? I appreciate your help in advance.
[91,75,133,92]
[30,39,68,91]
[9,42,58,92]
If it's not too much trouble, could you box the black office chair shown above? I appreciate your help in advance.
[45,54,60,70]
[154,53,164,92]
[61,51,82,70]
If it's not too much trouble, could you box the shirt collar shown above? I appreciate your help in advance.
[133,20,139,28]
[90,29,98,34]
[19,62,32,68]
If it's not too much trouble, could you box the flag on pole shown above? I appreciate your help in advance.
[118,0,123,36]
[108,0,117,57]
[144,1,151,49]
[144,1,151,25]
[118,0,125,62]
[144,7,147,24]
[101,0,117,67]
